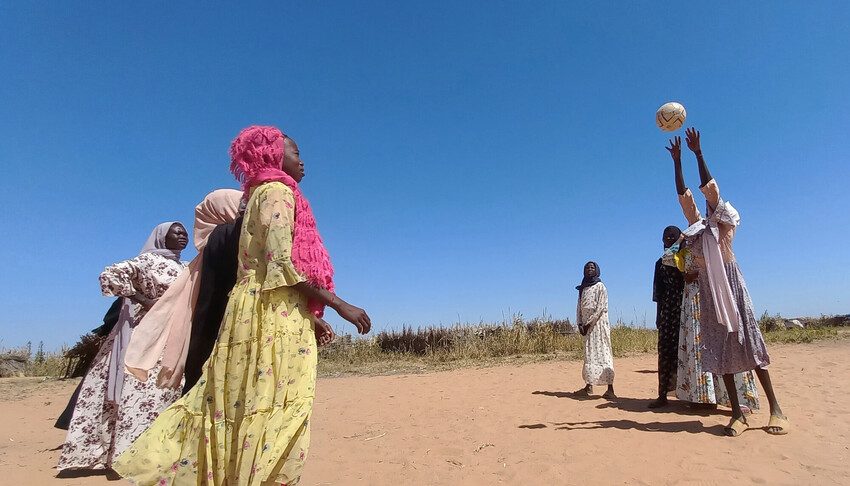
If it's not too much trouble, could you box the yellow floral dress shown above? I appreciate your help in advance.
[113,182,317,486]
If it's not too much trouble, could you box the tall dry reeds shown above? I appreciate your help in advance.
[8,313,844,378]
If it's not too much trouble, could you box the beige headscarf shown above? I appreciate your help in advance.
[124,189,242,388]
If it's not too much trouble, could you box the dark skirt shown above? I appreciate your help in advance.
[54,380,84,430]
[698,261,770,375]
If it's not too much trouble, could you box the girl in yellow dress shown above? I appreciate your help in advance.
[113,126,371,485]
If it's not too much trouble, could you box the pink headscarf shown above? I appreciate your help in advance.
[230,125,335,316]
[124,189,243,388]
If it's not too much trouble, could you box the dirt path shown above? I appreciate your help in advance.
[2,340,848,485]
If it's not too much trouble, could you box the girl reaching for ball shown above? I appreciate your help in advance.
[666,128,789,437]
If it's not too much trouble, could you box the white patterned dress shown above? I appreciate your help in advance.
[57,253,185,471]
[577,282,614,386]
[676,248,760,411]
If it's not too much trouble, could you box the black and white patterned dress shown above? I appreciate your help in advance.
[577,282,614,386]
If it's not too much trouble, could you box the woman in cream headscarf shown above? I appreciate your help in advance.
[125,189,336,395]
[123,189,245,389]
[58,221,188,472]
[114,126,370,486]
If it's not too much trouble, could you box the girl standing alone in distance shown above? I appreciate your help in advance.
[574,261,615,399]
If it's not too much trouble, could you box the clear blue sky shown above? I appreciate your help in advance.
[1,2,848,349]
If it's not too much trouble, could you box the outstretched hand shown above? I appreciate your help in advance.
[666,136,682,162]
[685,127,701,153]
[337,302,372,335]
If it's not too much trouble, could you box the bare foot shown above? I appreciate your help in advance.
[573,385,592,396]
[602,387,617,400]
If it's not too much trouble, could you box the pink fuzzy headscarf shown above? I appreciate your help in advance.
[230,125,335,317]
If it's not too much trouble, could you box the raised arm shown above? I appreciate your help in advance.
[668,136,701,224]
[666,136,687,196]
[685,127,722,210]
[686,127,713,187]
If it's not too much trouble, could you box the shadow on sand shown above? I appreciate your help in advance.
[532,390,606,401]
[56,468,122,481]
[525,393,733,435]
[518,417,724,435]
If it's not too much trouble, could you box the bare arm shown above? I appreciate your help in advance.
[258,182,372,335]
[685,127,713,187]
[292,283,371,334]
[666,136,687,195]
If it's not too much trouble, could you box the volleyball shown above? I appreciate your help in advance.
[656,102,686,132]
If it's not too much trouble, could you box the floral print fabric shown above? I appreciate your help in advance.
[58,253,184,471]
[577,282,614,386]
[113,182,317,486]
[676,250,760,411]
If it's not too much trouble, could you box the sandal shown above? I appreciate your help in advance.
[724,416,749,437]
[766,414,790,435]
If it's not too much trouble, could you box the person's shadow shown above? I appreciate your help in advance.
[527,392,730,435]
[595,396,731,418]
[55,466,122,481]
[518,416,724,435]
[532,390,604,402]
[550,419,722,435]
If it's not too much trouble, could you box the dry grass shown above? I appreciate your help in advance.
[5,314,846,379]
[0,341,68,378]
[316,313,844,377]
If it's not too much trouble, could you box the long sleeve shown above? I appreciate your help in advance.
[652,259,662,303]
[587,285,608,326]
[100,256,145,297]
[257,183,305,292]
[190,234,222,339]
[183,219,242,395]
[182,227,224,393]
[576,295,582,327]
[678,188,702,225]
[700,178,720,212]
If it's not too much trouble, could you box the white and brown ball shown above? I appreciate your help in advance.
[656,102,687,132]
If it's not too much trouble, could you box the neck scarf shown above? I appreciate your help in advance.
[230,126,335,317]
[124,190,242,388]
[661,242,685,272]
[246,172,335,316]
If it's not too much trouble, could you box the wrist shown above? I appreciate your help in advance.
[329,293,341,310]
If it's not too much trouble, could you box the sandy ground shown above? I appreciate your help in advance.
[1,340,848,485]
